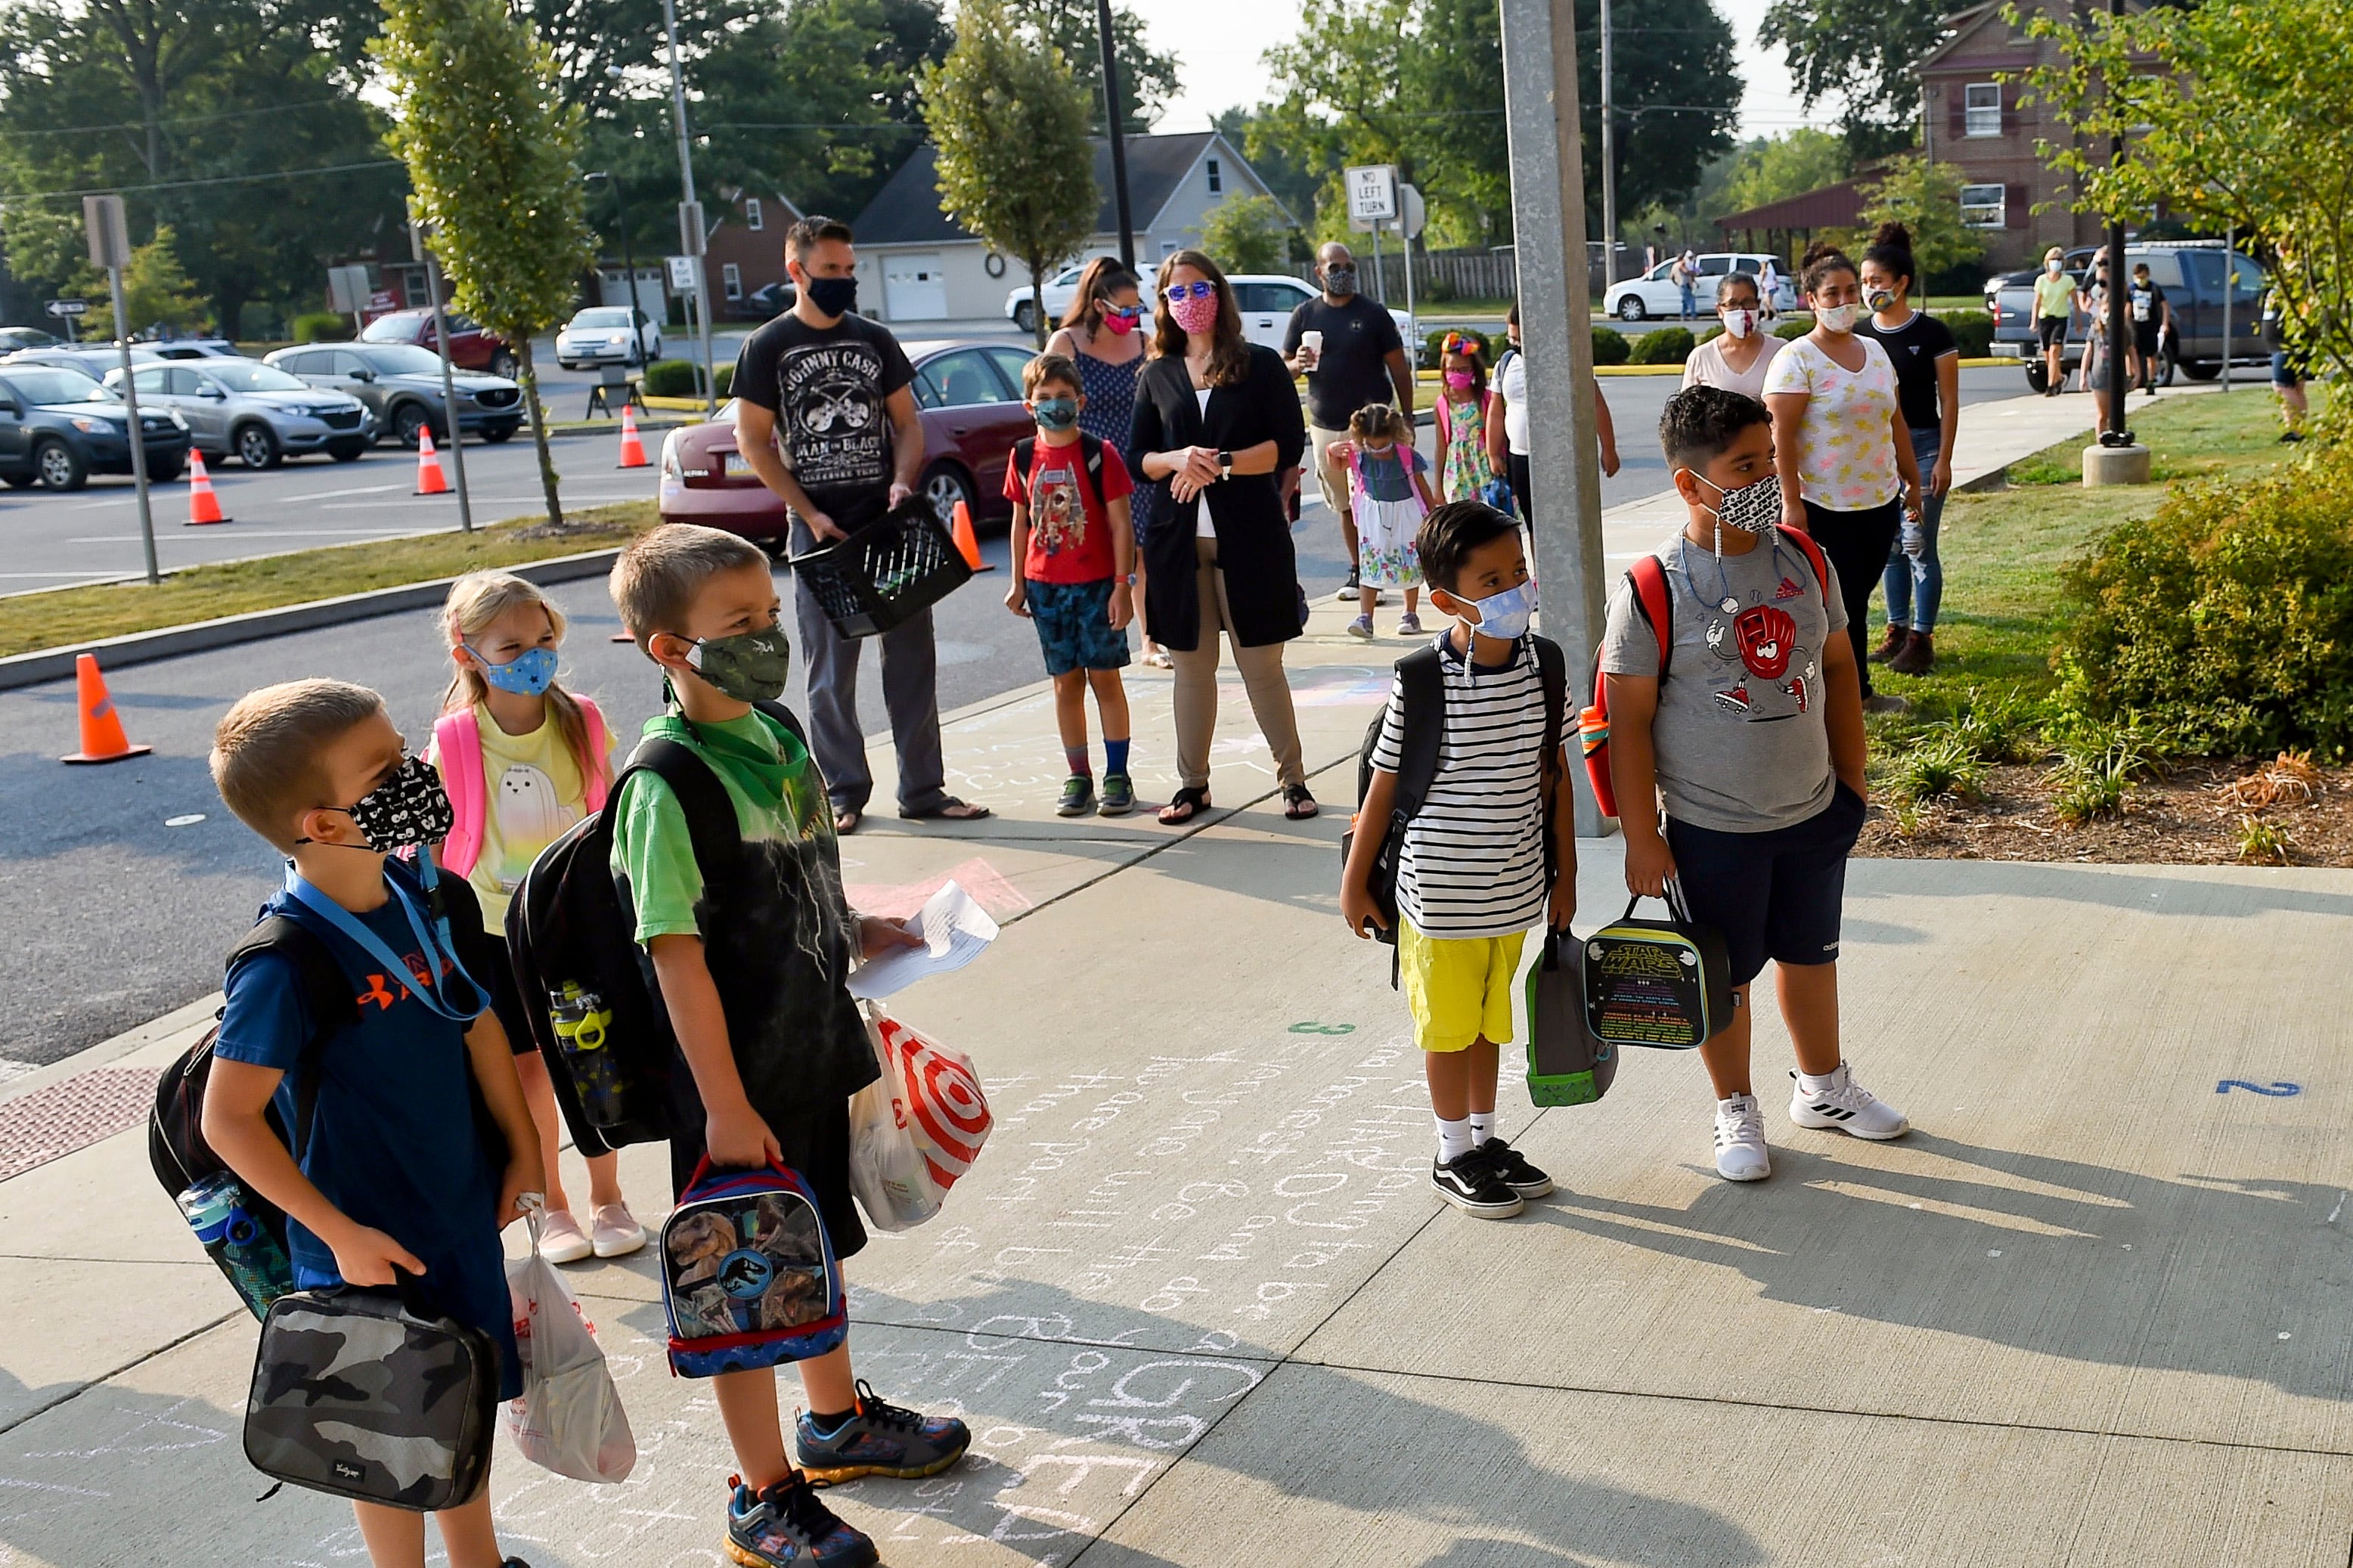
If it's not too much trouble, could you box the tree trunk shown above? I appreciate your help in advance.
[513,336,566,529]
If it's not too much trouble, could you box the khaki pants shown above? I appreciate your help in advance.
[1309,423,1356,559]
[1170,536,1307,790]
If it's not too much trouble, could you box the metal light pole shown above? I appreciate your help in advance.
[2221,222,2234,393]
[85,196,155,585]
[2101,0,2131,447]
[587,172,646,339]
[411,214,475,534]
[661,0,718,416]
[1498,0,1607,835]
[1599,0,1618,287]
[1096,0,1135,270]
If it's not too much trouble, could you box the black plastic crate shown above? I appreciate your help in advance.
[789,500,974,639]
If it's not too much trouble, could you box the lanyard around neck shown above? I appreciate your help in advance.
[282,859,485,1023]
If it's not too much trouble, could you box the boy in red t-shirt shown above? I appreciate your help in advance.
[1003,352,1138,817]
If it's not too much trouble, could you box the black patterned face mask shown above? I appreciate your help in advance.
[298,754,456,851]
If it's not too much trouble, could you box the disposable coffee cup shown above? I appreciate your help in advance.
[1300,330,1323,364]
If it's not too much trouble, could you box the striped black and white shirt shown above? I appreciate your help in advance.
[1368,633,1567,939]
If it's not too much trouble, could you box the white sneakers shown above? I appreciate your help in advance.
[537,1203,649,1263]
[1712,1063,1909,1182]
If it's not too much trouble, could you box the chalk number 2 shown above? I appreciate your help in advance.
[2216,1079,2301,1097]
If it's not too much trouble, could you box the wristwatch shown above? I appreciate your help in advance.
[1123,573,1138,587]
[1217,448,1233,481]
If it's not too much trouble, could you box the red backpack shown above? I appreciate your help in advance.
[1580,526,1831,819]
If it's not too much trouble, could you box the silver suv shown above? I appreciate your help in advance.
[111,358,372,467]
[264,342,524,448]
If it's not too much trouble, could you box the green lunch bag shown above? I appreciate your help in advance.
[1524,930,1617,1107]
[1581,890,1733,1053]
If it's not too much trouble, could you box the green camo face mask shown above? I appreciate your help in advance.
[686,624,791,702]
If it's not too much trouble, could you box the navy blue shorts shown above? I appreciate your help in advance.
[1026,577,1130,675]
[1666,782,1866,987]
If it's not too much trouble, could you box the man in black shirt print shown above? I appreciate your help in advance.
[732,215,990,832]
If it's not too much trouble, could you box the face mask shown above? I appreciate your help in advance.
[803,274,857,318]
[1032,396,1080,432]
[1815,302,1860,333]
[2047,259,2063,275]
[301,754,455,851]
[1864,286,1897,313]
[1322,265,1357,296]
[1169,288,1221,336]
[1443,370,1475,391]
[463,643,557,697]
[1719,308,1756,339]
[1101,305,1140,336]
[1687,470,1781,535]
[1459,581,1536,640]
[685,624,792,703]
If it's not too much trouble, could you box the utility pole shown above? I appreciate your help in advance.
[1096,0,1135,270]
[411,212,474,534]
[85,195,155,586]
[587,172,646,343]
[661,0,718,417]
[1497,0,1607,835]
[2102,0,2131,447]
[1599,0,1618,287]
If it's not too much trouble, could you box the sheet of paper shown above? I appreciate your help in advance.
[845,879,1000,999]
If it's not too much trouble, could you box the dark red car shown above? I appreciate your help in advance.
[360,308,516,378]
[657,339,1040,553]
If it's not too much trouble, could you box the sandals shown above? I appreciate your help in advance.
[898,795,991,823]
[1283,783,1319,820]
[1158,786,1211,826]
[833,806,862,835]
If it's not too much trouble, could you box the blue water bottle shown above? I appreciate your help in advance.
[177,1173,294,1319]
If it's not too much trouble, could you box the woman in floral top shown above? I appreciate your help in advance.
[1764,240,1923,714]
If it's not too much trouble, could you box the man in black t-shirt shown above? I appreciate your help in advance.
[2129,262,2172,394]
[733,214,988,832]
[1281,242,1413,597]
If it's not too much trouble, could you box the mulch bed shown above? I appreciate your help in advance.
[1855,758,2353,866]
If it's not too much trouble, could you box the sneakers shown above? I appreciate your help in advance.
[1397,612,1423,637]
[1056,774,1095,817]
[1098,773,1135,816]
[1788,1063,1910,1140]
[1477,1137,1553,1199]
[1431,1148,1524,1218]
[591,1203,646,1259]
[538,1208,593,1264]
[1868,623,1908,663]
[1345,613,1373,639]
[726,1473,876,1568]
[1713,1094,1771,1181]
[795,1381,972,1483]
[1336,569,1361,601]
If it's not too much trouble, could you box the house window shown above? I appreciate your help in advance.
[1959,183,2007,229]
[745,198,763,231]
[721,262,743,300]
[1206,158,1222,194]
[1964,83,2001,138]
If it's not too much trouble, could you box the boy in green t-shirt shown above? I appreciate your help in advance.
[608,523,967,1568]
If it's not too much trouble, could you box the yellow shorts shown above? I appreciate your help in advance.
[1399,919,1527,1052]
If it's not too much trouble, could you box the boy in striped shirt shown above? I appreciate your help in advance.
[1341,500,1579,1218]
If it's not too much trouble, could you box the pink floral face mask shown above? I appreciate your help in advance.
[1167,281,1220,336]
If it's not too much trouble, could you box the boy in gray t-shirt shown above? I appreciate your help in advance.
[1598,386,1909,1184]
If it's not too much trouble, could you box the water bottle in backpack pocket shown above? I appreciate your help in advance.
[177,1173,296,1319]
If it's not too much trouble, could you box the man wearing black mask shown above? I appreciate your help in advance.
[1282,240,1413,600]
[733,215,989,832]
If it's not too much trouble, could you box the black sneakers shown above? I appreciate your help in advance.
[1431,1148,1524,1218]
[1477,1137,1554,1199]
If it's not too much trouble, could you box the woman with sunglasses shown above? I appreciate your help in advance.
[1129,249,1316,825]
[1682,271,1785,399]
[1047,259,1167,667]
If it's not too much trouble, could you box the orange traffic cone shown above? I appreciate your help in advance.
[184,448,228,526]
[615,404,647,469]
[60,654,151,765]
[950,499,992,572]
[414,427,451,496]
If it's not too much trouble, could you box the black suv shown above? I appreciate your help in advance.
[1989,241,2269,390]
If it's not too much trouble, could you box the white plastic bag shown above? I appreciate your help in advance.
[848,1006,993,1231]
[848,1011,944,1232]
[504,1212,635,1483]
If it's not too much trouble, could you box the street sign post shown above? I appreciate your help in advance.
[84,194,157,587]
[44,299,85,342]
[1347,165,1400,301]
[1396,184,1426,336]
[326,263,371,339]
[408,211,474,533]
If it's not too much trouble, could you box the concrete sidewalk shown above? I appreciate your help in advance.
[5,386,2347,1568]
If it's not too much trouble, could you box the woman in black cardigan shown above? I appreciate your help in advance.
[1128,249,1315,825]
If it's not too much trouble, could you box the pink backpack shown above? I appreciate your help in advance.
[433,695,610,879]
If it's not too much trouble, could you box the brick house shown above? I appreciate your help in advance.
[700,190,806,318]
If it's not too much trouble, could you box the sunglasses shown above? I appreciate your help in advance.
[1164,280,1218,301]
[1102,302,1145,319]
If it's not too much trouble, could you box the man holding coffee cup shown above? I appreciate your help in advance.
[1283,241,1414,600]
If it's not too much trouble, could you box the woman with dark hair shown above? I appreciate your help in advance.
[1856,222,1959,677]
[1046,257,1167,665]
[1762,240,1923,714]
[1128,249,1315,824]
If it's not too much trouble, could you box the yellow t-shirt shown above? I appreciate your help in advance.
[428,705,605,926]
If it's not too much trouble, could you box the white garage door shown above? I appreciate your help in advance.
[882,254,948,321]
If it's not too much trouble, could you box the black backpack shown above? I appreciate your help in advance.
[1012,432,1109,516]
[504,700,809,1155]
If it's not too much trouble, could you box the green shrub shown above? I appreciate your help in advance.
[1887,733,1987,804]
[2054,446,2353,758]
[1590,327,1629,366]
[1939,309,1995,358]
[642,358,733,399]
[1629,327,1694,366]
[1773,318,1812,341]
[292,312,352,344]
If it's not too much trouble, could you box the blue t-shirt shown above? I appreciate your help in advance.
[214,860,518,1392]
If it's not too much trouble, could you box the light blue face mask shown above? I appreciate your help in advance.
[465,643,559,697]
[1464,581,1537,640]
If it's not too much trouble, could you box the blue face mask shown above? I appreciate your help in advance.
[1032,396,1080,432]
[1463,581,1537,640]
[466,643,559,696]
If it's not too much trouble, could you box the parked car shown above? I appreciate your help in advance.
[1986,241,2268,391]
[1006,260,1158,334]
[1604,253,1798,321]
[360,307,516,377]
[556,306,662,370]
[5,345,163,380]
[0,327,63,352]
[739,280,795,320]
[265,342,523,448]
[110,358,371,467]
[0,364,190,489]
[141,338,246,361]
[1220,274,1418,358]
[659,337,1039,553]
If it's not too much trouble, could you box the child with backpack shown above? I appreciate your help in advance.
[606,523,969,1568]
[1432,332,1504,510]
[201,678,544,1568]
[1334,401,1434,640]
[1598,385,1907,1184]
[425,571,646,1266]
[1000,352,1137,818]
[1339,500,1576,1219]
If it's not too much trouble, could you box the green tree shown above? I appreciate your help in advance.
[1759,0,1948,150]
[921,0,1096,347]
[79,225,210,337]
[1006,0,1178,135]
[1713,129,1852,218]
[1851,153,1981,284]
[1216,107,1321,227]
[376,0,597,526]
[1199,194,1292,274]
